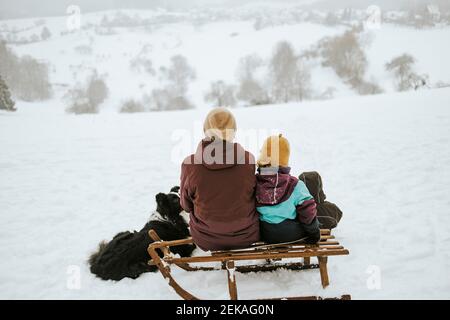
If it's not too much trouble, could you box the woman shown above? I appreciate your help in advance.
[180,107,259,251]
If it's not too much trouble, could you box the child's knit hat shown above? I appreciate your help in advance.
[257,134,290,167]
[203,107,236,142]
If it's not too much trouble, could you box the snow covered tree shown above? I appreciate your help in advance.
[408,73,429,91]
[66,72,109,114]
[41,27,51,40]
[86,72,108,107]
[355,80,383,95]
[16,56,52,101]
[269,41,311,103]
[150,88,193,111]
[237,54,263,81]
[205,81,236,107]
[151,55,196,111]
[236,54,268,106]
[130,56,155,75]
[0,41,52,101]
[166,55,196,95]
[292,59,312,101]
[385,54,427,91]
[120,99,145,113]
[237,78,268,106]
[269,41,297,103]
[0,74,16,111]
[320,29,367,87]
[0,41,19,89]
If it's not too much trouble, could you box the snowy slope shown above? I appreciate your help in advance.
[2,9,450,111]
[5,14,346,110]
[1,88,450,299]
[365,24,450,92]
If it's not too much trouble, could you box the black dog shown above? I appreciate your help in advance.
[88,186,195,281]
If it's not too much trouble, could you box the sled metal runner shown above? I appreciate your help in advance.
[147,229,350,300]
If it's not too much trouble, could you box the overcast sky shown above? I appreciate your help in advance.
[0,0,309,19]
[0,0,437,20]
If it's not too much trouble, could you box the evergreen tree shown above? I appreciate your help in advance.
[0,74,16,111]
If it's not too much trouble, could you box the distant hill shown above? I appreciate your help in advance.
[308,0,450,11]
[0,0,314,20]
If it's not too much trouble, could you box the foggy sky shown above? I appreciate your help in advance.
[0,0,440,20]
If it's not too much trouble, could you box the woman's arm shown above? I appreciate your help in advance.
[180,162,194,213]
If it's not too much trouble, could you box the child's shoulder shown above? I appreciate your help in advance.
[292,179,312,197]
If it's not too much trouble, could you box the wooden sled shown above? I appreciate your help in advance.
[147,229,350,300]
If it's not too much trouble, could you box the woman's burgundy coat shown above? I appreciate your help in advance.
[180,138,260,251]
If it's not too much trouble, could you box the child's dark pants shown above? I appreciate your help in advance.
[260,217,321,244]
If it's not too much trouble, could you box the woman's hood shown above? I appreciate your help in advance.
[193,138,250,170]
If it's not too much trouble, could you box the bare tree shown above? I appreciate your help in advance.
[317,87,336,100]
[166,55,196,95]
[385,54,419,91]
[292,59,312,101]
[86,72,108,107]
[130,56,155,75]
[408,73,429,91]
[0,41,20,91]
[150,88,170,111]
[269,41,311,103]
[356,80,383,95]
[205,81,236,107]
[237,78,268,106]
[150,55,196,111]
[320,29,367,87]
[0,41,52,101]
[237,54,263,81]
[16,56,52,101]
[66,72,108,114]
[120,99,145,113]
[269,41,297,103]
[150,88,193,111]
[236,54,268,105]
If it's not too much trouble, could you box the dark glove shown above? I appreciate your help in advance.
[301,217,321,244]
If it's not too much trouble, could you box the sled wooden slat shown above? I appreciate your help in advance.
[163,249,348,264]
[211,242,342,255]
[147,228,350,300]
[261,294,352,300]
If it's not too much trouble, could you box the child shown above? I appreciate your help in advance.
[256,134,321,244]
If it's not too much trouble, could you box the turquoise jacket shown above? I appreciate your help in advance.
[257,180,314,224]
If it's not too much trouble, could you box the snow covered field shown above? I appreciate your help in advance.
[3,9,450,110]
[1,87,450,299]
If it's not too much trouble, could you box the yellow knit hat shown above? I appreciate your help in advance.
[203,107,237,142]
[257,134,290,167]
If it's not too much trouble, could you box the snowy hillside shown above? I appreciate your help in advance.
[1,87,449,299]
[1,8,450,111]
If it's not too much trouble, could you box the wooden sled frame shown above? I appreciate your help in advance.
[147,229,350,300]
